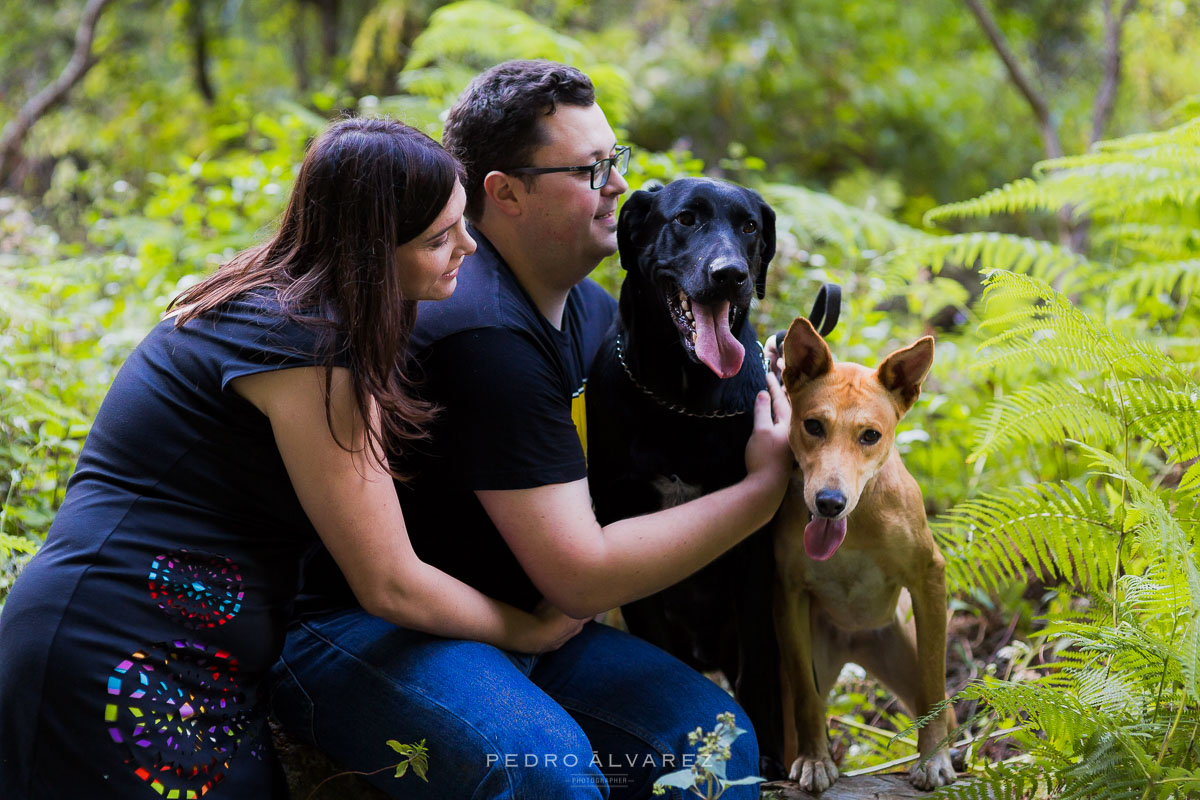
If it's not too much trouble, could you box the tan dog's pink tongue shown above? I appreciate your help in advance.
[692,300,745,379]
[803,517,848,561]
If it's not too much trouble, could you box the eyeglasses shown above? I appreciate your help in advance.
[508,145,631,190]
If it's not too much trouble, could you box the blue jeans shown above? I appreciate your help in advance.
[269,611,760,799]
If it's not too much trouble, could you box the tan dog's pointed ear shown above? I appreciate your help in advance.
[876,336,934,413]
[782,316,833,390]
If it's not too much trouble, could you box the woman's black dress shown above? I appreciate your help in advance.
[0,292,342,799]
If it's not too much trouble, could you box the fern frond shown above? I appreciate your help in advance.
[1179,460,1200,497]
[1092,116,1200,153]
[1091,223,1200,261]
[1122,381,1200,463]
[928,766,1040,800]
[975,271,1184,380]
[1034,146,1200,177]
[1112,258,1200,305]
[968,380,1122,462]
[926,116,1200,233]
[925,178,1060,226]
[956,678,1107,747]
[935,482,1119,594]
[880,231,1095,290]
[1056,730,1153,800]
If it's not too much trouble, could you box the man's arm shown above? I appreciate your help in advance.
[478,374,793,618]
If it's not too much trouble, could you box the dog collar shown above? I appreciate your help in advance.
[614,332,762,420]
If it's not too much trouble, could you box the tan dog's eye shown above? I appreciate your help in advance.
[675,211,696,226]
[860,429,882,445]
[803,419,824,437]
[742,220,758,234]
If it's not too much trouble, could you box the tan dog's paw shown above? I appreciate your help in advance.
[789,754,839,793]
[908,749,956,790]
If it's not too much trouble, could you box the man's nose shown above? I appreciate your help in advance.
[603,166,629,195]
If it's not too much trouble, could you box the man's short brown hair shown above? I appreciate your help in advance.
[442,60,596,220]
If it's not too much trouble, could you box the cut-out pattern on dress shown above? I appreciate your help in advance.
[104,640,262,799]
[148,551,244,630]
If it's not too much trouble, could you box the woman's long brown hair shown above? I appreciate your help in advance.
[168,117,462,477]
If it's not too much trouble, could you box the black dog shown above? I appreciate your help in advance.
[587,177,785,776]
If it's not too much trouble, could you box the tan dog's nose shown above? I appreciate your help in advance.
[814,489,846,517]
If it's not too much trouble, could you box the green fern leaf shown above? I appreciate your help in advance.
[936,482,1119,594]
[968,380,1122,462]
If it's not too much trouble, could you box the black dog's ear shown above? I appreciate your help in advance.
[755,197,777,300]
[617,189,655,272]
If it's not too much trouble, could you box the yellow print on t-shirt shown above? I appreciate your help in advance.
[571,381,587,459]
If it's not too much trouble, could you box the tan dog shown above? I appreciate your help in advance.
[773,317,956,793]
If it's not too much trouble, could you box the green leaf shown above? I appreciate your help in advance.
[653,767,698,790]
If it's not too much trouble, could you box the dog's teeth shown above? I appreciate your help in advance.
[690,331,697,344]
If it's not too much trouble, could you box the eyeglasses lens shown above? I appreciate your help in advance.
[591,148,631,190]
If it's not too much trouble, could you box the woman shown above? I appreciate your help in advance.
[0,118,582,799]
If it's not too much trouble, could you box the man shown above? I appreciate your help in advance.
[273,60,792,798]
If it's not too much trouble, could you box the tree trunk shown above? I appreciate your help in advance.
[0,0,115,188]
[186,0,216,104]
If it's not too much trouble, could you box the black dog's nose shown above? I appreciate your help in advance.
[710,262,748,287]
[815,489,846,518]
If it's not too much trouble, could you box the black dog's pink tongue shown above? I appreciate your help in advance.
[693,300,745,379]
[804,517,848,561]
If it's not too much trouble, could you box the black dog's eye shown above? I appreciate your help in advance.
[675,211,696,226]
[742,220,758,234]
[803,419,824,437]
[860,429,882,445]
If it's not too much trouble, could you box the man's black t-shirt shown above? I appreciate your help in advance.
[297,230,616,614]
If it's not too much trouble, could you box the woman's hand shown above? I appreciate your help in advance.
[512,602,587,654]
[743,371,794,501]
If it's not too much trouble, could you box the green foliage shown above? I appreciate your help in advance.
[388,0,633,134]
[0,107,321,601]
[927,118,1200,798]
[385,738,429,781]
[652,713,762,799]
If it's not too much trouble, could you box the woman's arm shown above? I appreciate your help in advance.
[230,365,583,653]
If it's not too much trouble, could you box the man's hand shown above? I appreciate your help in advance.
[744,371,793,499]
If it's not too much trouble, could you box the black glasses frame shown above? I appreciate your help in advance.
[508,145,631,190]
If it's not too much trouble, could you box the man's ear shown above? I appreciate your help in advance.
[782,316,833,390]
[876,337,935,414]
[482,170,523,217]
[755,196,776,300]
[616,188,655,271]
